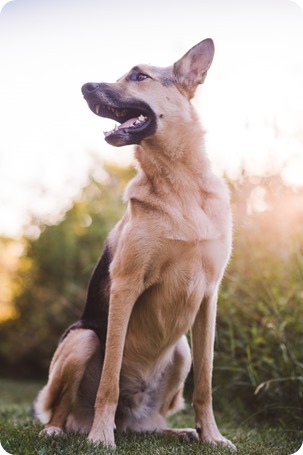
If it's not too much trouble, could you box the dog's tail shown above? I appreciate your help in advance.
[33,328,101,426]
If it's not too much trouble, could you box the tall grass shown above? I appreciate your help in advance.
[213,180,303,425]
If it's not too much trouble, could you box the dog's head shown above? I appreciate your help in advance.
[81,39,214,147]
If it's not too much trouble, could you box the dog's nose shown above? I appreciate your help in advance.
[81,82,99,96]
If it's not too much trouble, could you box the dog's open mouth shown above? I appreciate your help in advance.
[82,81,157,146]
[94,104,150,139]
[91,101,157,146]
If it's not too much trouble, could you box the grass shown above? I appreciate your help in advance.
[0,379,302,455]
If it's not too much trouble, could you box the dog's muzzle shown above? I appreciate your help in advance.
[81,82,157,147]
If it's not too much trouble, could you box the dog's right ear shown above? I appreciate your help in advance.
[173,38,215,98]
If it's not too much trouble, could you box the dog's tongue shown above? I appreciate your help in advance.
[104,114,147,138]
[118,117,138,130]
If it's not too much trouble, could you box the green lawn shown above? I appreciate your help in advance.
[0,379,302,455]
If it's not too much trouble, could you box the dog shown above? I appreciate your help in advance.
[34,38,235,450]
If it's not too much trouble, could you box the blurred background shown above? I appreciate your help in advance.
[0,0,302,430]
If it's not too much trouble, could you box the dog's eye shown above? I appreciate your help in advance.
[129,72,150,82]
[137,73,149,81]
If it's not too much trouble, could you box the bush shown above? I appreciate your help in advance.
[213,178,303,426]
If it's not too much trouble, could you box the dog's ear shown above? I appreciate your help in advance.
[173,38,215,98]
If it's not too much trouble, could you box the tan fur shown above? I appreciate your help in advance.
[35,329,102,435]
[34,39,236,450]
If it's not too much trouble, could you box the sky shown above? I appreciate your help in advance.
[0,0,303,237]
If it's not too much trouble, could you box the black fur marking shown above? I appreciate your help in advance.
[61,242,112,347]
[160,76,174,87]
[130,66,140,73]
[81,242,112,342]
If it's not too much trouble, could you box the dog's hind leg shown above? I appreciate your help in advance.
[34,328,101,436]
[159,335,192,417]
[158,336,199,442]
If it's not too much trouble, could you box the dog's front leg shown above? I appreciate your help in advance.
[191,290,236,450]
[88,279,141,447]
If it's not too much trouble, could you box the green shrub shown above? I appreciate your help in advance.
[214,179,303,426]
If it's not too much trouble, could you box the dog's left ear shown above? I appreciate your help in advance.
[173,38,215,98]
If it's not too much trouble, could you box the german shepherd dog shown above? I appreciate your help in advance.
[34,39,235,450]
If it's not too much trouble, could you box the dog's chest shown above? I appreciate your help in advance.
[126,240,217,352]
[145,236,228,295]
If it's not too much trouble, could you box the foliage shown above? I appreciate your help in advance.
[0,168,302,427]
[214,176,303,425]
[1,379,302,455]
[0,164,135,376]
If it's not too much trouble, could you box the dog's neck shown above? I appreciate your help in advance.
[124,111,230,242]
[134,118,212,195]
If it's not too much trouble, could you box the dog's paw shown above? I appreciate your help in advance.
[196,427,236,451]
[88,424,116,448]
[213,436,237,451]
[163,428,199,443]
[176,428,199,443]
[202,434,236,451]
[39,426,64,437]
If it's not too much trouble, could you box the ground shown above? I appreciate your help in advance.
[0,379,302,455]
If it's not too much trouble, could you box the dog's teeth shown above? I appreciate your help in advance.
[114,124,119,131]
[95,105,100,114]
